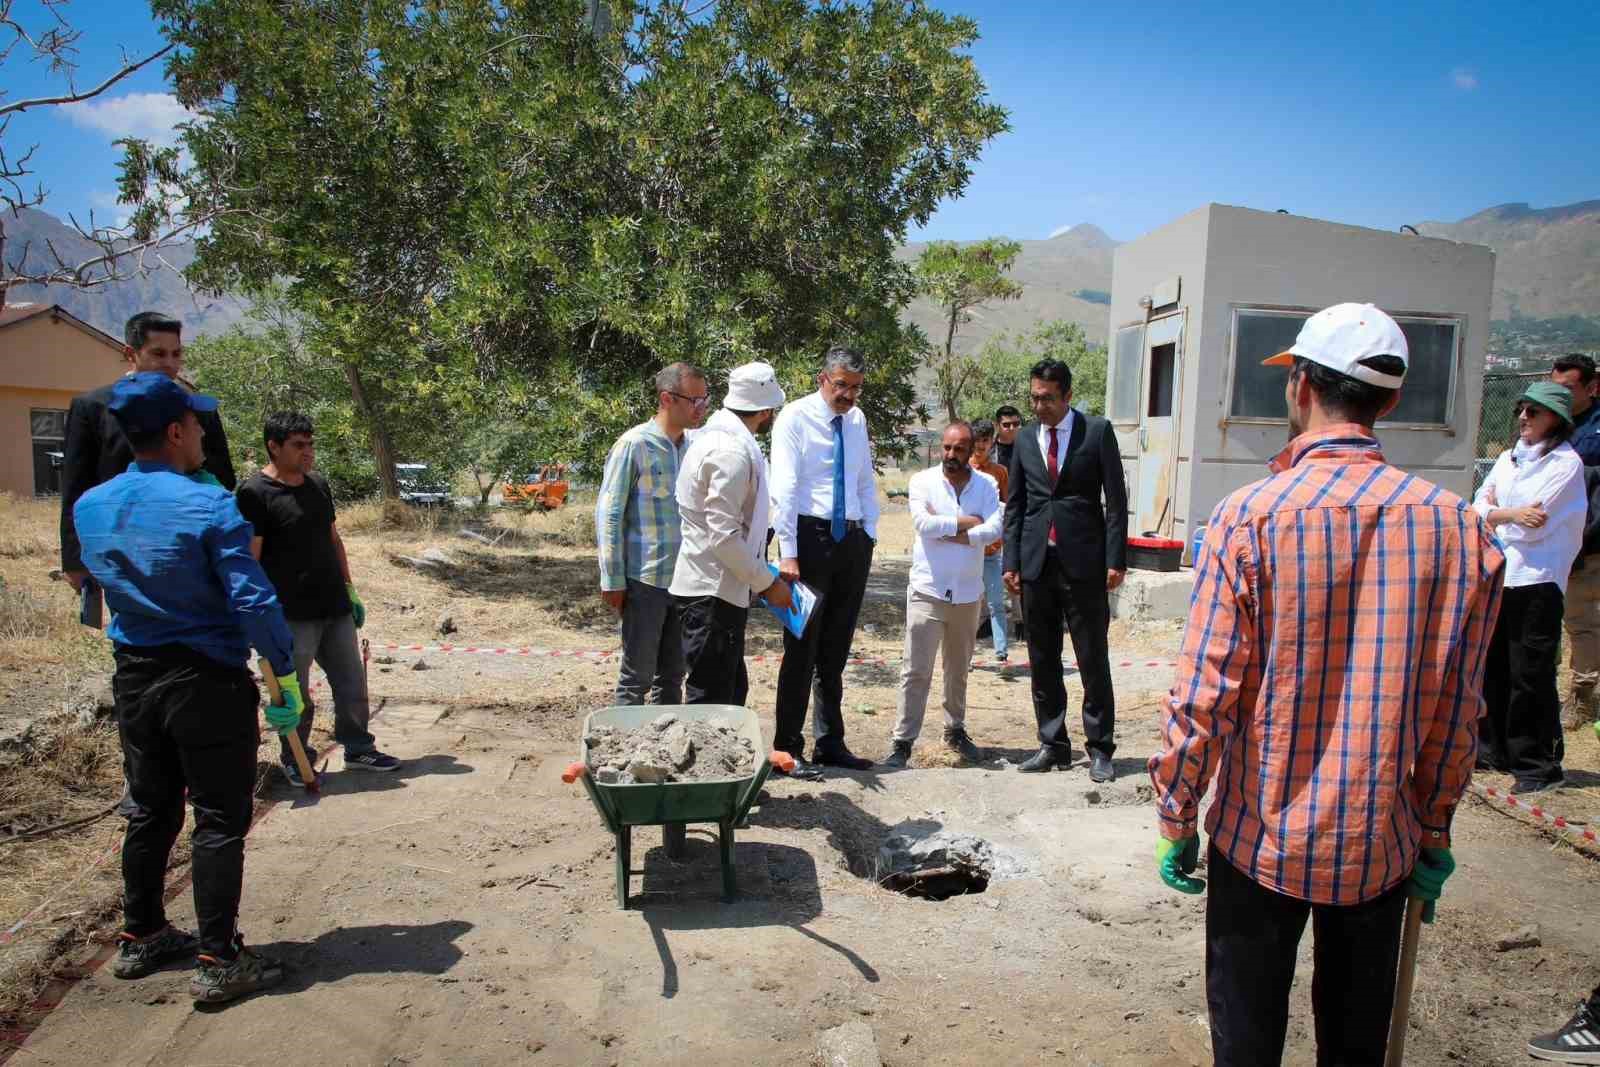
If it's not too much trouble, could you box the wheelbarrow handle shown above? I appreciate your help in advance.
[561,762,587,784]
[768,751,796,774]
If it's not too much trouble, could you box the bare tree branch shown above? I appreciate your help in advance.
[0,40,173,117]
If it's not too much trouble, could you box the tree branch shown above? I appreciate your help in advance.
[0,40,174,117]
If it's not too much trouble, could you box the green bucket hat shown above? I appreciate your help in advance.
[1520,381,1576,427]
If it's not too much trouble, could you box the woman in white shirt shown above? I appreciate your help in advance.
[1472,381,1587,795]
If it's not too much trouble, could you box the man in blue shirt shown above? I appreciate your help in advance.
[1551,352,1600,728]
[74,372,303,1006]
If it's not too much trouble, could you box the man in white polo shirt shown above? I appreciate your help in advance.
[882,422,1003,768]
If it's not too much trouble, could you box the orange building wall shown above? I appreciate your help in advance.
[0,314,125,497]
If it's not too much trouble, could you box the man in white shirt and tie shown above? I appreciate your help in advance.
[882,423,1003,768]
[769,346,880,773]
[670,362,793,706]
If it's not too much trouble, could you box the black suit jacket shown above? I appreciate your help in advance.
[59,380,236,571]
[1002,409,1129,582]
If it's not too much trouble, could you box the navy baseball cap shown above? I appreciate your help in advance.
[107,372,219,437]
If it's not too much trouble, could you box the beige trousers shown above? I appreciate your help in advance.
[1565,561,1600,695]
[892,589,980,743]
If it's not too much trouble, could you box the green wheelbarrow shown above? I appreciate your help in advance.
[561,703,794,909]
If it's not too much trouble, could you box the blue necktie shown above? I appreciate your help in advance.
[831,414,847,542]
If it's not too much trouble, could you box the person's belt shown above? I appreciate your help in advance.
[799,515,865,532]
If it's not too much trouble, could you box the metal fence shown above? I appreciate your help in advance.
[1475,372,1544,491]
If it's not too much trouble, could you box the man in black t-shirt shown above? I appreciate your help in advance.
[236,412,398,783]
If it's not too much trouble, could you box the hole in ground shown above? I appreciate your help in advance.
[877,828,1000,901]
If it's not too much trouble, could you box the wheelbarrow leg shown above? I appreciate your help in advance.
[663,821,687,859]
[718,819,736,902]
[616,825,632,910]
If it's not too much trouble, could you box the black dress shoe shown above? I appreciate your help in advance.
[944,729,982,763]
[1088,752,1114,783]
[773,754,825,781]
[881,740,913,769]
[812,745,874,771]
[1017,745,1071,773]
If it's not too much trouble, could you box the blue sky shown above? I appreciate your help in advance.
[5,0,1597,242]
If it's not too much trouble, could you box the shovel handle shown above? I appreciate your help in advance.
[768,751,796,774]
[259,658,318,793]
[561,762,587,784]
[1385,896,1427,1066]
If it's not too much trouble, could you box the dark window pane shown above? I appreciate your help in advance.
[1149,343,1175,417]
[29,408,67,440]
[1229,312,1307,418]
[1387,321,1455,425]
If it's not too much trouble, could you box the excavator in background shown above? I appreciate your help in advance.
[502,463,570,510]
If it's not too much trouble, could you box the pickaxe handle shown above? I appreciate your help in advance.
[259,658,318,793]
[1385,896,1427,1065]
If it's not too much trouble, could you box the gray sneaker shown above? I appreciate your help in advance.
[190,938,284,1004]
[112,924,198,979]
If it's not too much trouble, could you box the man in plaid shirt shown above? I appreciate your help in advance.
[595,363,707,705]
[1149,304,1505,1065]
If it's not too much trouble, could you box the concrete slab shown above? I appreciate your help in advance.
[1111,568,1195,622]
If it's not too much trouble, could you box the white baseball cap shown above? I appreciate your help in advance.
[724,361,786,411]
[1261,302,1409,389]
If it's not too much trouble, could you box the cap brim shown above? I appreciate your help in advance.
[1261,350,1295,367]
[188,394,220,413]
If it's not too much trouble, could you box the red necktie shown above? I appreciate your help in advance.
[1047,425,1059,546]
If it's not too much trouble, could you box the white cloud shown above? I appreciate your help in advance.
[61,92,198,146]
[1451,67,1479,91]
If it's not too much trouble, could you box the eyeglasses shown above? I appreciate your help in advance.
[824,379,863,397]
[669,391,709,408]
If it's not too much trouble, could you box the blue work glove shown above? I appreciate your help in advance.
[1156,834,1205,894]
[263,673,305,735]
[346,582,366,629]
[1405,846,1455,924]
[187,469,223,488]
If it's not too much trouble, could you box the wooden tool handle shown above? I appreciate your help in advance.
[259,658,317,792]
[1385,896,1427,1066]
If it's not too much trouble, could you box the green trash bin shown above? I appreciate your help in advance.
[561,703,790,908]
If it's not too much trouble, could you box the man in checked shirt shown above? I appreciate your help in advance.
[1148,303,1506,1066]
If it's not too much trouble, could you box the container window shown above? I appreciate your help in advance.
[1110,324,1143,421]
[1148,343,1175,417]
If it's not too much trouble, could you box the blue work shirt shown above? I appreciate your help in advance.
[73,461,295,676]
[1571,402,1600,466]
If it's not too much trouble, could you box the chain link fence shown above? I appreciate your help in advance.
[1475,372,1544,491]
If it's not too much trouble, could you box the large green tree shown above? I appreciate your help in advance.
[152,0,1007,484]
[961,319,1106,421]
[913,236,1022,421]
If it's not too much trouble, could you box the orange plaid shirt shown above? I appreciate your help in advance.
[1148,426,1505,905]
[970,456,1008,557]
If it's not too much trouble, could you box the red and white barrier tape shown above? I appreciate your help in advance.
[365,638,1178,673]
[1474,783,1598,846]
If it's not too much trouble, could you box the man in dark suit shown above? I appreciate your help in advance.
[60,312,236,592]
[1002,359,1128,780]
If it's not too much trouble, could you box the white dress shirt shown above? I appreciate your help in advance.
[1471,439,1586,592]
[670,409,772,606]
[907,465,1002,604]
[1036,409,1076,472]
[769,390,879,558]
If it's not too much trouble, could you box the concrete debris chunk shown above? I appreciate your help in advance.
[584,716,755,782]
[816,1020,881,1067]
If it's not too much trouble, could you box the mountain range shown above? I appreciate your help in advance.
[5,198,1596,357]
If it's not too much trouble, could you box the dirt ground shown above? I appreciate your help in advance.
[2,492,1598,1065]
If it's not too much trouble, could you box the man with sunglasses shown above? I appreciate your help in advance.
[993,405,1023,470]
[595,362,708,705]
[769,346,880,774]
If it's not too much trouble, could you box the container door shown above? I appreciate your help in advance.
[1135,312,1184,538]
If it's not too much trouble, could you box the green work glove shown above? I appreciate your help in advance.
[1405,846,1455,924]
[1156,834,1206,894]
[263,673,305,735]
[346,582,366,629]
[187,469,223,488]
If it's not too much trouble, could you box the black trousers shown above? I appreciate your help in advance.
[1483,582,1565,784]
[1206,844,1406,1066]
[1021,552,1115,756]
[678,594,750,706]
[774,518,873,758]
[113,644,260,959]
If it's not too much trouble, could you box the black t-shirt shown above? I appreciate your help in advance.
[236,471,350,621]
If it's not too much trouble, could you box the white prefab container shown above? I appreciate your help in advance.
[1104,204,1495,564]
